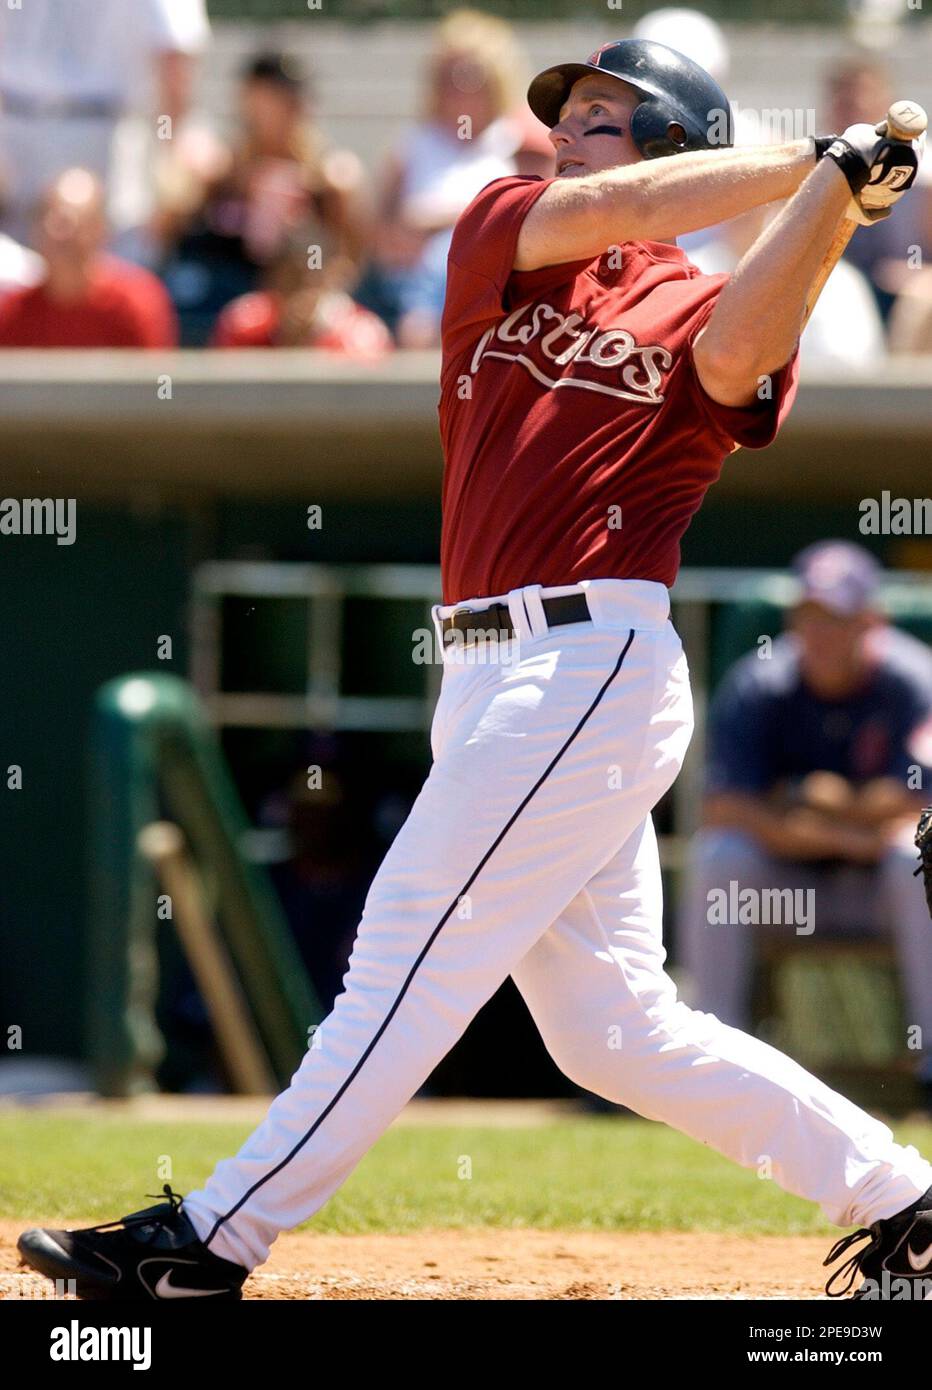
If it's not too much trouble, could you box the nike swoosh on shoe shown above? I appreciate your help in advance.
[906,1238,932,1273]
[153,1270,231,1298]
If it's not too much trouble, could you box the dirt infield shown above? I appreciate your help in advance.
[0,1223,830,1300]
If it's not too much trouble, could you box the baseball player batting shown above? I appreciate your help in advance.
[18,40,932,1301]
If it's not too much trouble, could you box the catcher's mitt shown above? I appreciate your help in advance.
[915,806,932,920]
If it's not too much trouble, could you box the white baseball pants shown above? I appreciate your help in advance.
[183,579,932,1271]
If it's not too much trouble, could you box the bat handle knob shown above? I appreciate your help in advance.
[879,99,928,142]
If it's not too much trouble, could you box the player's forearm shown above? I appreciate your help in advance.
[515,139,820,272]
[586,139,817,244]
[697,158,853,378]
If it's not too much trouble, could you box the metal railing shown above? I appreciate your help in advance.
[192,560,444,731]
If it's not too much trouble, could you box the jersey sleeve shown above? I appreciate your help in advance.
[441,174,561,364]
[682,298,801,451]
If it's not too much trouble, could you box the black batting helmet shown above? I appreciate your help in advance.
[527,38,733,158]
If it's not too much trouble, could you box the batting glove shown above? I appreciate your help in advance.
[824,121,922,225]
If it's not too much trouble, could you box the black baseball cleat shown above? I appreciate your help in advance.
[17,1184,248,1301]
[824,1184,932,1299]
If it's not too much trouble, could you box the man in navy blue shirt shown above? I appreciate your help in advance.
[679,541,932,1101]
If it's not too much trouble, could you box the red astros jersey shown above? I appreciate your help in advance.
[438,175,800,605]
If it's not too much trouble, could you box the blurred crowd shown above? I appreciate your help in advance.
[0,2,931,359]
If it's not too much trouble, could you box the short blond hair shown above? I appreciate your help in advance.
[424,8,525,124]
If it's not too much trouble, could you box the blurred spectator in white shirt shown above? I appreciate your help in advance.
[0,0,209,250]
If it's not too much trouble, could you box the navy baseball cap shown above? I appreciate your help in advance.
[791,541,882,616]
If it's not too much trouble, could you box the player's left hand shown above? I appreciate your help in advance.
[845,122,923,226]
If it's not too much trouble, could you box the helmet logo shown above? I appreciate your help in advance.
[587,42,619,66]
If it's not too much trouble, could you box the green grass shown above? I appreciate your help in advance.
[4,1111,931,1236]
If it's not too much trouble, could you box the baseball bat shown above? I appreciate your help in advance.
[138,820,277,1095]
[801,99,927,329]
